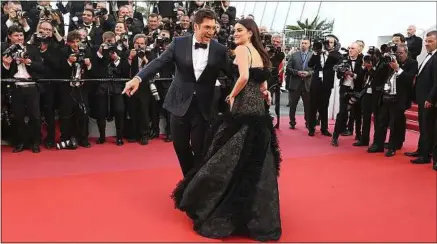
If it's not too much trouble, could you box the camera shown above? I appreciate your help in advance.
[363,46,375,63]
[135,48,146,59]
[155,36,171,52]
[149,82,160,101]
[333,58,351,73]
[312,39,324,53]
[124,16,134,25]
[33,33,51,46]
[15,10,28,19]
[380,43,397,63]
[2,44,29,59]
[37,5,51,18]
[260,33,272,47]
[56,138,78,150]
[101,43,118,56]
[94,8,108,17]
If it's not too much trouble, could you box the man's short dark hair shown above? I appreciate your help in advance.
[66,30,81,43]
[301,37,310,41]
[392,33,406,43]
[148,13,159,19]
[83,8,95,17]
[426,30,437,37]
[7,25,24,36]
[193,8,216,25]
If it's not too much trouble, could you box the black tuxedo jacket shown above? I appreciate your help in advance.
[308,50,342,89]
[136,35,230,120]
[414,52,437,106]
[1,43,44,79]
[336,57,365,92]
[392,58,418,110]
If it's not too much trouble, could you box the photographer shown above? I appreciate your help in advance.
[121,34,155,145]
[149,30,173,140]
[1,1,32,42]
[70,8,104,50]
[93,31,125,146]
[368,43,417,156]
[354,46,382,147]
[29,1,65,37]
[1,25,45,153]
[57,30,93,149]
[307,35,342,137]
[331,42,365,147]
[266,33,285,128]
[117,5,143,37]
[32,21,62,149]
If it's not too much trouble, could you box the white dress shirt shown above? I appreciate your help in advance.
[192,35,209,81]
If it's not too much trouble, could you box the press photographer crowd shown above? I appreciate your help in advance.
[285,28,437,171]
[0,1,285,151]
[1,1,436,170]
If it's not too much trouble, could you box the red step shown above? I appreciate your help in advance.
[405,110,418,121]
[406,120,419,132]
[409,103,418,112]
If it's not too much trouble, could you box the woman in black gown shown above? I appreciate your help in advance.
[171,18,282,241]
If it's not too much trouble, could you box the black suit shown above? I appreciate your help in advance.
[136,35,230,175]
[308,50,342,132]
[121,51,156,140]
[1,43,44,146]
[332,57,365,139]
[374,58,417,149]
[413,51,437,160]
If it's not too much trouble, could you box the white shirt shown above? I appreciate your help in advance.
[192,35,209,81]
[418,49,437,75]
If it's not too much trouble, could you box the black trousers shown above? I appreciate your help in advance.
[58,84,89,141]
[289,81,310,126]
[150,90,171,136]
[170,96,208,176]
[96,93,125,138]
[418,104,436,159]
[126,88,151,138]
[360,93,373,144]
[309,84,332,131]
[40,84,56,142]
[11,85,41,146]
[348,100,362,138]
[374,97,405,149]
[333,86,353,138]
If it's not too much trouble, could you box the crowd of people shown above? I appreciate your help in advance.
[1,0,285,151]
[1,1,436,172]
[284,26,437,171]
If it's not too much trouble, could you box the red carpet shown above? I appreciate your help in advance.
[2,116,436,242]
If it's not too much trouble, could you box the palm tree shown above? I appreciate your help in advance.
[284,15,335,47]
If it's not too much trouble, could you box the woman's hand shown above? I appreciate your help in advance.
[262,90,272,105]
[226,95,235,110]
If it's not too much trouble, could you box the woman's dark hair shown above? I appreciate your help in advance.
[236,18,271,67]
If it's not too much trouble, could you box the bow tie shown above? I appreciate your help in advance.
[195,42,207,49]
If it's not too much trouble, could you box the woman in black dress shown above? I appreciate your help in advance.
[171,18,282,242]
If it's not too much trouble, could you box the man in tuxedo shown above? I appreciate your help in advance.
[331,42,365,147]
[286,37,312,129]
[406,30,437,169]
[367,44,417,156]
[1,25,44,153]
[307,35,342,137]
[122,9,230,176]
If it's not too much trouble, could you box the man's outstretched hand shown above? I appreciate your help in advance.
[122,77,141,96]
